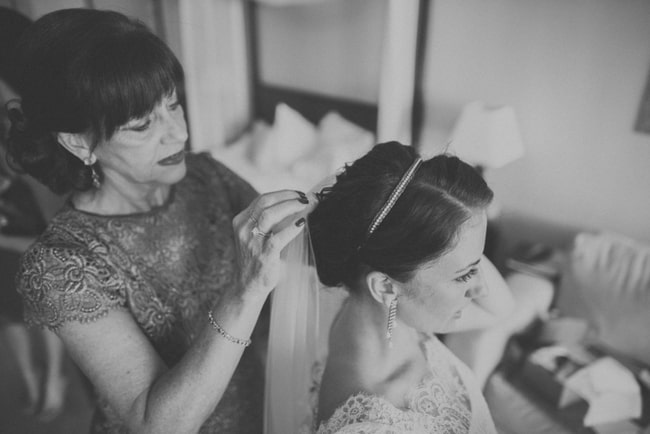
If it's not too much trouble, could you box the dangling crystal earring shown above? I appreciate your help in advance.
[85,157,101,189]
[386,297,398,348]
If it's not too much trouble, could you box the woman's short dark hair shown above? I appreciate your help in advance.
[309,141,494,290]
[6,8,184,194]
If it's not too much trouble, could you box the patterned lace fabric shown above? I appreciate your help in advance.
[17,153,264,434]
[316,335,497,434]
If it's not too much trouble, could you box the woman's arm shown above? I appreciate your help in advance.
[57,190,314,434]
[58,288,264,434]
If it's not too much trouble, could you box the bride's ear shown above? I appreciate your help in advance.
[366,271,399,306]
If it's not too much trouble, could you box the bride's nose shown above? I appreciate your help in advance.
[464,283,488,300]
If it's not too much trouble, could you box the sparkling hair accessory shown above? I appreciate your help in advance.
[361,156,423,246]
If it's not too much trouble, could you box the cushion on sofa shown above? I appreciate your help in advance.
[557,232,650,366]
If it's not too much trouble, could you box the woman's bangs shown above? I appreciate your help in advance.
[97,34,183,138]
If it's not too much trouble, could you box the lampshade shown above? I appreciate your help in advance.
[449,101,525,169]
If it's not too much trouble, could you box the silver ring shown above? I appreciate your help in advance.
[251,226,271,238]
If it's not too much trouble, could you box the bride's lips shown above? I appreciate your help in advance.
[158,150,186,166]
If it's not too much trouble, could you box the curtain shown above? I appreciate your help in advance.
[178,0,251,152]
[377,0,420,146]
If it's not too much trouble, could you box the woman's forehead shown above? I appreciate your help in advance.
[417,213,487,276]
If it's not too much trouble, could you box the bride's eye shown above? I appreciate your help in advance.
[455,268,478,283]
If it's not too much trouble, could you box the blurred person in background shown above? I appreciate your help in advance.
[0,6,68,421]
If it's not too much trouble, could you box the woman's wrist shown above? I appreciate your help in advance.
[212,282,268,322]
[207,310,252,347]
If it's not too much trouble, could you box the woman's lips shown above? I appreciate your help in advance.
[159,150,186,165]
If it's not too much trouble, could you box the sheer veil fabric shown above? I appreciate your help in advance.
[264,223,320,434]
[264,176,340,434]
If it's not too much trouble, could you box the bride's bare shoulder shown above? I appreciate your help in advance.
[316,349,370,425]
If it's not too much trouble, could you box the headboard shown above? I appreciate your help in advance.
[254,84,378,133]
[245,2,386,134]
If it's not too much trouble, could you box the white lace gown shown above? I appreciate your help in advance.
[316,334,497,434]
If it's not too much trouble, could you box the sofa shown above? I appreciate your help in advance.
[448,212,650,434]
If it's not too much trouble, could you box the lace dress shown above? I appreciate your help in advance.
[17,153,263,434]
[316,335,497,434]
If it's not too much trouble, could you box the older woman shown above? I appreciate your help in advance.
[8,8,311,433]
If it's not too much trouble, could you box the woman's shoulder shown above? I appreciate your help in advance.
[186,151,243,183]
[17,210,129,331]
[318,327,393,423]
[185,151,257,212]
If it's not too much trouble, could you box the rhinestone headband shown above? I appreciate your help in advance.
[360,156,423,247]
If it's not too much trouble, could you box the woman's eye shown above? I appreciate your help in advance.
[169,101,181,111]
[129,119,152,132]
[455,268,478,283]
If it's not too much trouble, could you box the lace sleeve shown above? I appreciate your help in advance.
[17,243,127,331]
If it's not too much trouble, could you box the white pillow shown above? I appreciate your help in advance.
[562,232,650,366]
[291,111,374,189]
[249,103,317,170]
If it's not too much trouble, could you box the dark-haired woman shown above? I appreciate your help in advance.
[308,142,514,433]
[8,8,312,433]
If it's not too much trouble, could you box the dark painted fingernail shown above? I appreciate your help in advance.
[298,196,309,204]
[295,218,305,227]
[295,190,307,198]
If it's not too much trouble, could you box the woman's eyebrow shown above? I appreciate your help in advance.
[455,258,481,274]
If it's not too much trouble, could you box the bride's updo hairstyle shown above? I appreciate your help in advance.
[309,141,494,290]
[6,8,183,194]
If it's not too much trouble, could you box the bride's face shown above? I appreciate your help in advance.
[396,211,488,334]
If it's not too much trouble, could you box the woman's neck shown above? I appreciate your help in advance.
[322,291,430,414]
[72,178,171,215]
[333,293,427,380]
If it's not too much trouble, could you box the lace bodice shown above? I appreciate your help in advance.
[17,153,263,434]
[316,336,496,434]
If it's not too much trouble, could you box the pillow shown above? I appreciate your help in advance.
[559,232,650,366]
[249,103,317,170]
[291,111,374,189]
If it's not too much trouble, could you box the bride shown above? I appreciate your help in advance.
[266,141,514,434]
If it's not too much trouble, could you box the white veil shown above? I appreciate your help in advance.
[264,176,344,434]
[264,223,320,434]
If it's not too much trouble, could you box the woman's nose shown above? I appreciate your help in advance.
[163,108,188,143]
[465,283,488,300]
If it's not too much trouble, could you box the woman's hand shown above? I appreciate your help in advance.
[232,190,316,300]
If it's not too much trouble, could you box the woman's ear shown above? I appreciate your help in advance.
[57,132,95,164]
[366,271,400,306]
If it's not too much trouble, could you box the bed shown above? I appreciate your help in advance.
[211,86,378,194]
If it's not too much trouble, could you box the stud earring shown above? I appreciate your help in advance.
[84,157,101,189]
[386,297,398,348]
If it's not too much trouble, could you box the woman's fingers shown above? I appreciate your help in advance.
[240,190,311,235]
[233,189,316,296]
[263,216,307,256]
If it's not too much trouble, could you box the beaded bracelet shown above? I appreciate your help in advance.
[207,310,251,347]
